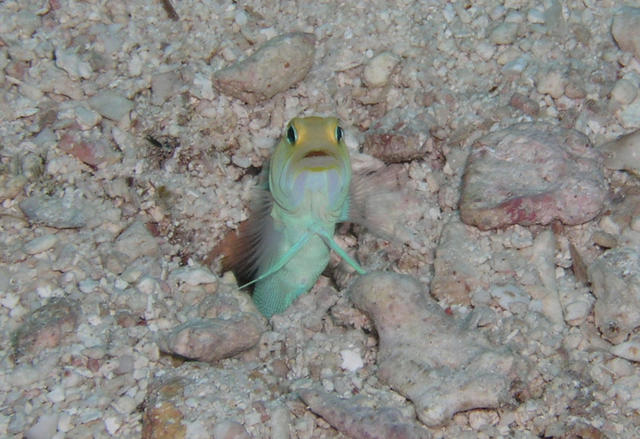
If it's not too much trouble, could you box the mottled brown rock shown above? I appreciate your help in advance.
[588,247,640,344]
[12,297,80,359]
[213,32,316,105]
[509,92,539,116]
[299,387,431,439]
[159,313,265,362]
[142,378,187,439]
[363,109,440,164]
[350,272,527,427]
[459,122,607,230]
[431,216,488,305]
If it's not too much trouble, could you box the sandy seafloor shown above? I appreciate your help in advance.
[2,0,640,437]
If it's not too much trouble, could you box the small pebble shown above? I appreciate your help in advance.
[489,22,518,45]
[23,234,58,255]
[363,51,400,88]
[611,79,638,105]
[87,91,134,122]
[611,340,640,362]
[55,48,93,80]
[536,70,567,99]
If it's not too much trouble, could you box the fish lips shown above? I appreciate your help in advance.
[294,148,342,171]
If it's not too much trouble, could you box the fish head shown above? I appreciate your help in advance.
[269,116,351,214]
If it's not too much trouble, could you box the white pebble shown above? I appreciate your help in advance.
[340,349,364,372]
[74,105,101,130]
[631,215,640,232]
[363,51,400,88]
[47,385,66,403]
[611,79,638,105]
[104,416,121,435]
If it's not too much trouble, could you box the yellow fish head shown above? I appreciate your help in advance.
[269,116,351,214]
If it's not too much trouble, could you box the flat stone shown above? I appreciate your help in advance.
[213,32,315,105]
[459,122,607,230]
[20,194,88,229]
[350,272,528,427]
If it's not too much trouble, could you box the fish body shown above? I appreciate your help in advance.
[247,116,360,318]
[216,116,406,318]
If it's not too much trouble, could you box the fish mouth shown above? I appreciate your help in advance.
[303,150,331,158]
[297,149,340,171]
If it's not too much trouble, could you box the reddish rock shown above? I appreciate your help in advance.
[459,122,607,230]
[363,109,442,165]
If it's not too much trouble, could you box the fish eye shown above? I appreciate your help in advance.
[286,125,298,145]
[335,126,344,142]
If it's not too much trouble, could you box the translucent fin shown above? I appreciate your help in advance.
[207,184,282,286]
[346,166,416,243]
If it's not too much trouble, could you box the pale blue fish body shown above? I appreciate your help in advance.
[243,116,365,318]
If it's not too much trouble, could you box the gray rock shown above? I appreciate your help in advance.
[20,195,88,228]
[350,272,528,427]
[612,7,640,60]
[299,387,431,439]
[588,247,640,344]
[459,122,607,230]
[213,32,316,105]
[23,234,58,255]
[87,90,134,121]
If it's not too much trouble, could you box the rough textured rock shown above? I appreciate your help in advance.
[588,247,640,344]
[459,122,607,230]
[350,272,527,427]
[299,387,431,439]
[142,378,187,439]
[611,7,640,61]
[431,215,489,305]
[363,108,439,164]
[12,297,80,360]
[600,130,640,176]
[213,32,316,105]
